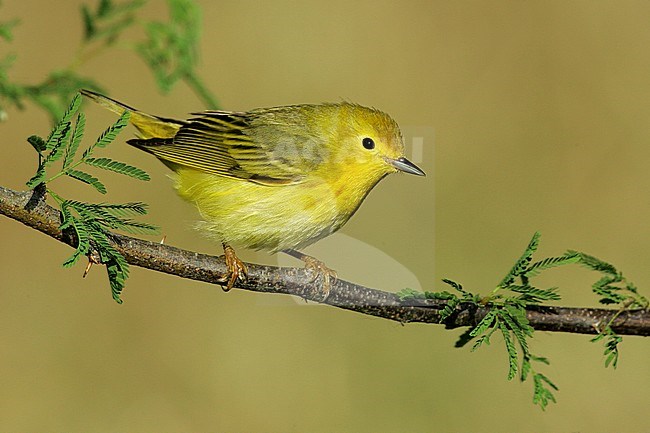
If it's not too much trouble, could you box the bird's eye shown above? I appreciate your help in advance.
[362,137,375,150]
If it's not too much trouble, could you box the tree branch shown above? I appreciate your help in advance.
[2,184,649,336]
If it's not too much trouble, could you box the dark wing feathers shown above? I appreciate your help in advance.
[128,110,316,185]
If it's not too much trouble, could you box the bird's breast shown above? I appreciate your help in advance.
[173,169,370,252]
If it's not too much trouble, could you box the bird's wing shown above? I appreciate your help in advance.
[128,110,325,186]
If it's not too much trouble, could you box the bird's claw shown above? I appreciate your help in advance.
[302,256,337,301]
[219,244,247,291]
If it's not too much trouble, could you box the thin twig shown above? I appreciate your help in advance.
[1,185,649,336]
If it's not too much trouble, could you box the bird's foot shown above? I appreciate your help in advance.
[218,243,248,291]
[283,249,337,301]
[302,255,337,301]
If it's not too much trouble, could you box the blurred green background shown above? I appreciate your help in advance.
[2,1,650,431]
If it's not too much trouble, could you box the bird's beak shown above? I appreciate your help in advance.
[387,156,426,176]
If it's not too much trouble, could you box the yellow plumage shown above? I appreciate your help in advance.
[80,89,424,291]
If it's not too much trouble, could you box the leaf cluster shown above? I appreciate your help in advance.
[25,93,157,303]
[464,298,558,410]
[0,14,21,120]
[0,12,103,122]
[571,251,648,309]
[0,0,143,122]
[82,0,146,44]
[570,251,649,369]
[60,200,156,302]
[457,233,579,409]
[0,0,218,124]
[137,0,218,108]
[398,280,478,324]
[398,232,646,410]
[26,94,149,190]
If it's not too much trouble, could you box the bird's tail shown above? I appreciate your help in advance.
[80,89,185,139]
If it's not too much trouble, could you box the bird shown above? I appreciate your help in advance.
[80,89,425,296]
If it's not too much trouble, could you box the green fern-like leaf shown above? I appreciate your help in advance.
[441,278,469,295]
[93,110,130,149]
[470,324,499,352]
[604,344,620,369]
[62,217,91,268]
[46,123,71,163]
[532,373,558,410]
[471,334,490,351]
[592,328,622,369]
[62,112,86,169]
[439,297,460,323]
[134,0,218,108]
[26,123,72,188]
[521,354,531,381]
[570,250,618,276]
[82,110,130,158]
[84,157,150,180]
[58,198,154,303]
[65,201,158,234]
[60,202,91,268]
[66,200,131,227]
[522,354,556,409]
[498,319,519,380]
[529,354,550,365]
[82,0,145,43]
[59,200,75,231]
[26,165,47,189]
[524,253,580,278]
[81,3,97,39]
[592,275,624,303]
[27,135,46,153]
[106,255,128,304]
[66,169,107,194]
[625,281,640,295]
[26,94,82,188]
[102,218,158,235]
[469,309,498,338]
[498,232,541,288]
[89,225,129,303]
[138,0,200,92]
[504,304,533,336]
[45,92,81,151]
[509,285,561,303]
[91,201,149,216]
[501,307,530,355]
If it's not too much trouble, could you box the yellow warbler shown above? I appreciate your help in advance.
[80,90,425,294]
